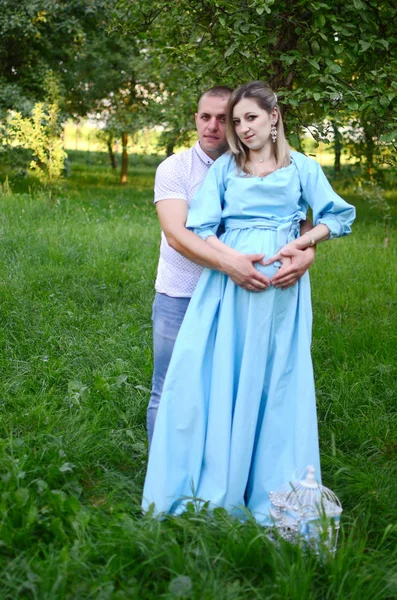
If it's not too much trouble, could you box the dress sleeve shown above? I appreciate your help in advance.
[186,153,231,240]
[297,155,356,239]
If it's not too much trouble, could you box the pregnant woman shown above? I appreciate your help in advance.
[142,81,355,525]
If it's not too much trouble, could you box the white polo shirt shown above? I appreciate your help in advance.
[154,141,215,298]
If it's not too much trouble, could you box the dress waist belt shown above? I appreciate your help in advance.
[224,218,301,249]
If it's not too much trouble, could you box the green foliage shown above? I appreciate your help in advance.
[355,181,391,247]
[0,158,397,597]
[0,0,140,119]
[1,0,395,166]
[0,176,12,196]
[7,99,67,192]
[114,0,397,165]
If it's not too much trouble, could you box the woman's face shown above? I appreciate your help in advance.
[232,97,278,151]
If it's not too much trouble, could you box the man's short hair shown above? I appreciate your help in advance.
[198,86,233,106]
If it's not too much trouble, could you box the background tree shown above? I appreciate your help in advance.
[6,74,67,200]
[1,0,395,178]
[0,0,144,183]
[114,0,397,170]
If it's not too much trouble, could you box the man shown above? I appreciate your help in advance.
[147,86,315,443]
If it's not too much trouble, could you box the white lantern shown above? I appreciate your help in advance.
[269,466,342,553]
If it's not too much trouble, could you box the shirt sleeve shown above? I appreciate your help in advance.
[154,156,187,203]
[186,153,231,240]
[297,154,356,239]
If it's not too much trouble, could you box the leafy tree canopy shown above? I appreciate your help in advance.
[0,0,139,119]
[114,0,397,160]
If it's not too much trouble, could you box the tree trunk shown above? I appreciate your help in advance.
[266,9,311,118]
[267,13,303,94]
[331,120,342,173]
[166,142,174,157]
[107,140,117,170]
[363,122,375,179]
[120,131,128,184]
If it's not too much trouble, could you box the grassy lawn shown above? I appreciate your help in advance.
[1,152,397,599]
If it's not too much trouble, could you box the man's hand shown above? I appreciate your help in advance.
[221,253,270,291]
[267,246,316,290]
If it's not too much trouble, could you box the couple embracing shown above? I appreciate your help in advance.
[143,81,355,524]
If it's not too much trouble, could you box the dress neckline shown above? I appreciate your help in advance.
[240,161,295,180]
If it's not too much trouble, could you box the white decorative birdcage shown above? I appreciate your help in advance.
[269,465,342,552]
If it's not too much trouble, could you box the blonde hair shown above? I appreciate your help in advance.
[226,81,290,173]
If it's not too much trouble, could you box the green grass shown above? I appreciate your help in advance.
[1,153,397,599]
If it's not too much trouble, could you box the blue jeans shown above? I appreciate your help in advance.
[147,292,190,445]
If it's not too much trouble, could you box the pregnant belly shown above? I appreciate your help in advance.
[221,225,285,252]
[220,227,283,278]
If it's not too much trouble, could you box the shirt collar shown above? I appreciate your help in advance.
[194,140,215,166]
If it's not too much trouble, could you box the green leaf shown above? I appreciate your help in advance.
[169,575,192,598]
[26,504,39,527]
[307,58,320,70]
[36,479,48,494]
[378,39,389,50]
[326,60,342,73]
[59,462,76,473]
[359,40,371,52]
[68,380,83,393]
[313,93,321,101]
[239,49,251,58]
[314,14,326,28]
[288,132,300,148]
[311,2,331,9]
[224,44,237,58]
[115,373,128,387]
[346,101,359,111]
[65,495,81,515]
[380,131,397,143]
[93,376,110,392]
[380,96,389,107]
[135,384,151,393]
[14,488,30,507]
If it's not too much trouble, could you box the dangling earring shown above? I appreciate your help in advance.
[271,124,277,143]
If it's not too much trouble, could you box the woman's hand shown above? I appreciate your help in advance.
[264,223,330,289]
[263,240,301,267]
[265,245,316,289]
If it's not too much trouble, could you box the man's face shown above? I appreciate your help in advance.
[195,94,230,158]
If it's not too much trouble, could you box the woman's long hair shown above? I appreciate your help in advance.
[226,81,290,173]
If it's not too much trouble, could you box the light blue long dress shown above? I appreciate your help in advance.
[142,150,355,525]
